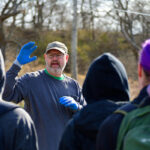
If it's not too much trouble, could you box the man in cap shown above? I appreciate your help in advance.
[3,41,86,150]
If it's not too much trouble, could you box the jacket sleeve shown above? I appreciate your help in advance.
[2,63,29,103]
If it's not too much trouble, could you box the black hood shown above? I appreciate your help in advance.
[0,50,5,95]
[82,53,130,104]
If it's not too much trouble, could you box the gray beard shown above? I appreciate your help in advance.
[49,67,62,75]
[46,64,66,75]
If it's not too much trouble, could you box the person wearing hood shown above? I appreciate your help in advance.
[0,50,38,150]
[96,39,150,150]
[58,53,130,150]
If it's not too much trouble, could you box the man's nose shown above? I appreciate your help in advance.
[52,55,58,60]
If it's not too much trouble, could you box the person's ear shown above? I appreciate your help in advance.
[138,64,142,77]
[44,53,46,59]
[65,54,69,63]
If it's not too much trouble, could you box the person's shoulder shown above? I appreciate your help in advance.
[64,74,79,84]
[101,102,134,128]
[64,74,74,80]
[116,102,136,113]
[14,107,33,122]
[0,101,32,123]
[0,100,19,115]
[23,69,45,79]
[5,107,34,128]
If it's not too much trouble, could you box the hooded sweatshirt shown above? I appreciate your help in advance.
[0,50,38,150]
[59,53,130,150]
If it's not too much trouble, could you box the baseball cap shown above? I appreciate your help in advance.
[139,39,150,71]
[45,41,68,54]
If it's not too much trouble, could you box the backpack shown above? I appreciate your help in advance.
[115,96,150,150]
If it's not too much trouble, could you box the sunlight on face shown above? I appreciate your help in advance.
[44,49,69,76]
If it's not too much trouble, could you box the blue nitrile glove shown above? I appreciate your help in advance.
[17,41,37,65]
[59,96,78,110]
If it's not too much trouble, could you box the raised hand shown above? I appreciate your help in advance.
[17,41,37,65]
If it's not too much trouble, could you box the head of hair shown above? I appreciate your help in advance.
[139,39,150,81]
[140,39,150,70]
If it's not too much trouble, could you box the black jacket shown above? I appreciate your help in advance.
[0,51,38,150]
[96,86,149,150]
[59,53,130,150]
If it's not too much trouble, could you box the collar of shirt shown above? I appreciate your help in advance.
[44,68,65,80]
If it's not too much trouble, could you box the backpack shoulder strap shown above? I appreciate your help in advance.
[114,103,137,116]
[114,110,127,115]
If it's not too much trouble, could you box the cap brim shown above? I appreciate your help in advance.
[46,47,66,54]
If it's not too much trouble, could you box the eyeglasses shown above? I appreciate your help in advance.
[47,54,64,59]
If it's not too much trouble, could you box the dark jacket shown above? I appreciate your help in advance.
[59,53,130,150]
[0,51,38,150]
[96,86,149,150]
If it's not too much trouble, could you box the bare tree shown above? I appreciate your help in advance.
[79,0,103,39]
[112,0,150,60]
[44,0,58,29]
[71,0,78,79]
[21,10,26,29]
[89,0,95,40]
[80,0,90,29]
[33,0,44,29]
[29,0,68,30]
[0,0,24,58]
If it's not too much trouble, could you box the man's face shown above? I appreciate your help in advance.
[44,49,69,76]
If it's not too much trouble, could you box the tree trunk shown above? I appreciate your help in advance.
[71,0,78,80]
[89,0,95,40]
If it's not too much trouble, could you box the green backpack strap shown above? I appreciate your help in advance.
[114,110,127,115]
